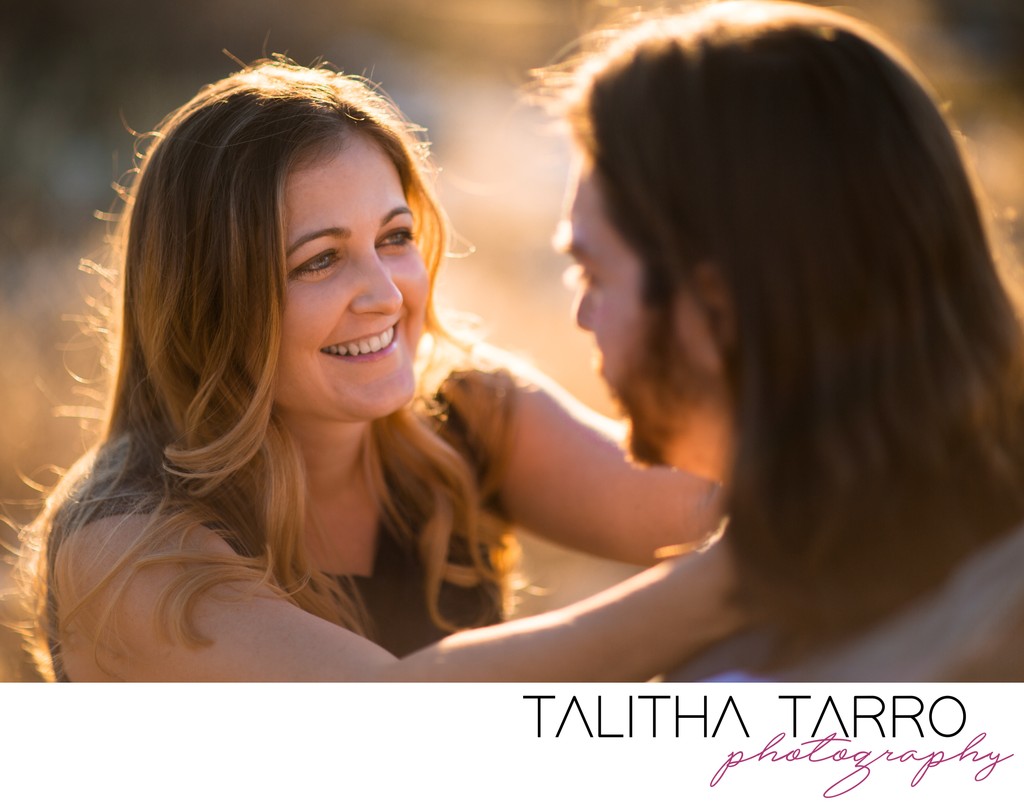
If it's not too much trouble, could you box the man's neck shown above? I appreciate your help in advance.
[660,417,732,485]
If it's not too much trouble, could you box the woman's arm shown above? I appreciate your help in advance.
[397,541,735,681]
[482,349,723,566]
[61,516,738,682]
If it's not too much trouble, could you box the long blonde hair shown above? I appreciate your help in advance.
[20,58,513,679]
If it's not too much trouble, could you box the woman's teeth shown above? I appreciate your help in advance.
[322,325,395,357]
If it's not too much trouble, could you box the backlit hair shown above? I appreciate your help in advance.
[20,58,512,679]
[547,1,1024,662]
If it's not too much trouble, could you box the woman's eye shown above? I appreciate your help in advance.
[379,228,415,252]
[290,250,338,279]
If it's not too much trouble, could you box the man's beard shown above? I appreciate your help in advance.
[605,309,715,467]
[614,366,676,466]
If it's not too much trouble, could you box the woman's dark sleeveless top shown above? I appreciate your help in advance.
[347,369,514,656]
[348,522,501,658]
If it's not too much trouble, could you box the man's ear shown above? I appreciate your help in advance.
[690,261,735,354]
[671,287,725,376]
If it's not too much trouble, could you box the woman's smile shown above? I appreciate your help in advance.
[320,323,398,359]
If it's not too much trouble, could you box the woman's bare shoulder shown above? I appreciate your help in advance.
[58,514,396,682]
[58,514,246,681]
[59,513,237,585]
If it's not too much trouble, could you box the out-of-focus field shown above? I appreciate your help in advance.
[2,0,1023,681]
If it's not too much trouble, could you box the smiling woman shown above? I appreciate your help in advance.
[276,137,427,433]
[14,57,734,682]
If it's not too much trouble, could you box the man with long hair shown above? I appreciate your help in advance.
[550,1,1024,680]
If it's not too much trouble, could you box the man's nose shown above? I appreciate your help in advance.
[573,287,594,332]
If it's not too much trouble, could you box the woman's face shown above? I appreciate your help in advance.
[274,134,429,430]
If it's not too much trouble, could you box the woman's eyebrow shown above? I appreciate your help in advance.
[286,226,350,257]
[382,205,412,225]
[286,206,412,257]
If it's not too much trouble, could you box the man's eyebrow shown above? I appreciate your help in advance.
[552,219,581,256]
[286,206,412,257]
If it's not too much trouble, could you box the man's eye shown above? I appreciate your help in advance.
[562,264,584,290]
[563,263,599,291]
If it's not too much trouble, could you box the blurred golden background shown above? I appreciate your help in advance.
[2,0,1022,681]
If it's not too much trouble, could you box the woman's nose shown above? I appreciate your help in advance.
[350,256,403,315]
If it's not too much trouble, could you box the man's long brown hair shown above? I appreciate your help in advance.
[557,1,1024,661]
